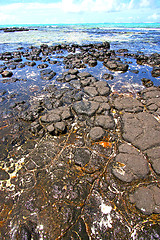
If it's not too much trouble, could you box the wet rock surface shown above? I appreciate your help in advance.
[0,42,160,239]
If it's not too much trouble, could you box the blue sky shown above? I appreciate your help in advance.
[0,0,160,25]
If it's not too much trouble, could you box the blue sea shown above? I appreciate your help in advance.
[0,23,160,54]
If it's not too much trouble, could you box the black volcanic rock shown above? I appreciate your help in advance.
[40,69,56,80]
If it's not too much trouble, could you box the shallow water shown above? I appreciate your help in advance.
[0,23,160,53]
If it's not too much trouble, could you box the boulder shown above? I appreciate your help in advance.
[112,143,149,182]
[114,96,143,112]
[40,69,56,80]
[77,72,91,79]
[89,127,105,141]
[84,86,99,97]
[73,100,99,116]
[122,112,160,151]
[1,70,13,78]
[95,115,115,129]
[151,67,160,77]
[145,147,160,175]
[129,185,160,215]
[74,148,91,167]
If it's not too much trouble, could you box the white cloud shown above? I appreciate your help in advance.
[25,2,62,10]
[62,0,118,12]
[0,3,23,12]
[61,0,81,12]
[139,0,151,7]
[0,0,125,24]
[128,0,134,9]
[0,13,12,22]
[90,0,117,12]
[0,0,142,17]
[0,0,158,25]
[60,0,134,13]
[148,13,159,20]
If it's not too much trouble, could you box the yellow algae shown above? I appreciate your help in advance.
[98,141,112,148]
[0,157,25,191]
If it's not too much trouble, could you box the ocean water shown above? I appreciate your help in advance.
[0,23,160,54]
[0,22,159,102]
[0,22,160,102]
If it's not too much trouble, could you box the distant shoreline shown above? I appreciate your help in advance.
[0,22,160,29]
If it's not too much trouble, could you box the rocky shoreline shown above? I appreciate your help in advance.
[0,42,160,239]
[0,27,37,32]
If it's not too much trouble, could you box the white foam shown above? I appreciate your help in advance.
[101,201,112,214]
[100,200,112,228]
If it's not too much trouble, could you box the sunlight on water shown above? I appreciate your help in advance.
[0,24,159,53]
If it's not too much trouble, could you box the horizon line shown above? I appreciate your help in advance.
[0,22,160,26]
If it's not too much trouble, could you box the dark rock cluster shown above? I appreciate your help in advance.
[0,41,160,239]
[136,52,160,77]
[0,27,37,32]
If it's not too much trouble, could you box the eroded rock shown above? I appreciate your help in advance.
[89,126,105,141]
[40,69,56,80]
[112,143,149,182]
[122,112,160,150]
[145,146,160,174]
[73,100,99,116]
[95,115,115,130]
[114,96,143,112]
[1,70,13,78]
[129,185,160,215]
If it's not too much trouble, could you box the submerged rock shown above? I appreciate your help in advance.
[151,66,160,77]
[102,73,114,80]
[40,69,56,80]
[1,70,13,78]
[141,78,153,88]
[37,63,48,69]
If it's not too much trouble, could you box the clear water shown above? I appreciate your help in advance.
[0,23,159,110]
[0,23,160,54]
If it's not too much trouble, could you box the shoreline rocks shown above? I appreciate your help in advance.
[112,143,149,182]
[0,27,37,32]
[0,41,160,239]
